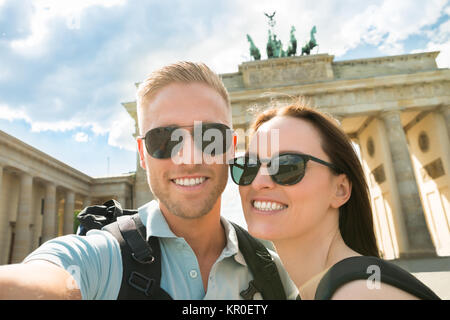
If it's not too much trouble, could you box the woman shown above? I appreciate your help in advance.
[230,103,440,300]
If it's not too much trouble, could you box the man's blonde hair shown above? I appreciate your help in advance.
[136,61,230,134]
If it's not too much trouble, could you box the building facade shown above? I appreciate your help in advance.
[0,130,134,264]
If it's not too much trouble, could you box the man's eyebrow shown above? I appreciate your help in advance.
[156,121,217,127]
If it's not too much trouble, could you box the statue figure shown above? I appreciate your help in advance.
[273,34,282,57]
[246,34,261,60]
[266,29,275,58]
[286,26,297,56]
[301,25,318,55]
[264,11,276,28]
[245,12,309,61]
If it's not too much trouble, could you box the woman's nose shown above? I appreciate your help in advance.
[251,165,276,190]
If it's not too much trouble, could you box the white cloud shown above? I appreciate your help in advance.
[10,0,126,53]
[411,7,450,68]
[2,0,449,155]
[0,104,31,122]
[74,131,89,142]
[144,0,448,73]
[423,40,450,69]
[30,120,84,132]
[107,111,136,151]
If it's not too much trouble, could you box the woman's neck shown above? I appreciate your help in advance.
[273,218,358,293]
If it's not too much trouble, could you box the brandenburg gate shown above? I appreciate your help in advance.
[124,51,450,260]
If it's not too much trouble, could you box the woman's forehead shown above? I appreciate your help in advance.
[249,116,324,156]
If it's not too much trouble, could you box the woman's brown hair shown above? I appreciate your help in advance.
[250,103,380,257]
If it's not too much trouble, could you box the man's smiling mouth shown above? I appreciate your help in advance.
[171,176,208,187]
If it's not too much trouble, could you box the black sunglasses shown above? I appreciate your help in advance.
[138,122,233,159]
[229,152,343,186]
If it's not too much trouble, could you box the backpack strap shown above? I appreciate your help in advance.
[103,214,172,300]
[314,256,441,300]
[230,222,287,300]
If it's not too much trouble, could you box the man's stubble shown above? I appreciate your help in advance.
[148,165,229,219]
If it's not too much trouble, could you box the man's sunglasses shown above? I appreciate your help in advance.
[138,122,233,159]
[229,152,343,186]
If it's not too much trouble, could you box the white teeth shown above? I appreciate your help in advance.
[174,177,206,187]
[253,200,287,211]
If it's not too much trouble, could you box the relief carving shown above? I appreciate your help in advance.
[244,62,329,88]
[421,158,445,181]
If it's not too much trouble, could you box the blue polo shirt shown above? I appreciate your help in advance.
[24,200,298,300]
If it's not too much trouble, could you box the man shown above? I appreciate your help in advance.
[0,61,298,300]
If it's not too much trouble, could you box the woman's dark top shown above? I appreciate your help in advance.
[314,256,441,300]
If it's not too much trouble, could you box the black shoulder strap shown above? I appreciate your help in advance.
[230,222,287,300]
[103,214,172,300]
[315,256,441,300]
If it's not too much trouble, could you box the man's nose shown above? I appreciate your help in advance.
[172,131,202,165]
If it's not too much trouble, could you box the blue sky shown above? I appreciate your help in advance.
[0,0,449,178]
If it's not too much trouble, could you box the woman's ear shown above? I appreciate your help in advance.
[331,174,352,209]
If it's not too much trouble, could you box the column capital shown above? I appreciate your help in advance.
[437,104,450,113]
[45,180,56,187]
[437,105,450,123]
[379,109,402,120]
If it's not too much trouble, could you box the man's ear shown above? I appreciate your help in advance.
[137,138,147,170]
[331,174,352,209]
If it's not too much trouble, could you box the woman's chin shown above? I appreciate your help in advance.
[246,223,281,241]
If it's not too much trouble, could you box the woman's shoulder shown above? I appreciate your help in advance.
[314,256,440,300]
[331,278,419,300]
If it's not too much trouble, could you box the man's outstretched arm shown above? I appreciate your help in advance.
[0,260,81,300]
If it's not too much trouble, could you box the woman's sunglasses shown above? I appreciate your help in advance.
[138,122,233,159]
[229,152,343,186]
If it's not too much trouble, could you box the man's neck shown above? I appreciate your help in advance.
[159,200,226,256]
[158,199,226,292]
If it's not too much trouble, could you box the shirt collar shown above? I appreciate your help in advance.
[138,200,247,266]
[138,200,178,239]
[219,216,247,266]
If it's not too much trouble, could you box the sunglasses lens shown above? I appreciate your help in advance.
[200,123,232,157]
[231,156,259,186]
[145,123,232,159]
[272,154,306,185]
[146,127,182,159]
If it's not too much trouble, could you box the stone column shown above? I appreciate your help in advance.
[380,110,435,257]
[438,105,450,140]
[0,164,5,262]
[11,172,33,263]
[41,182,57,243]
[63,190,75,235]
[0,164,3,195]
